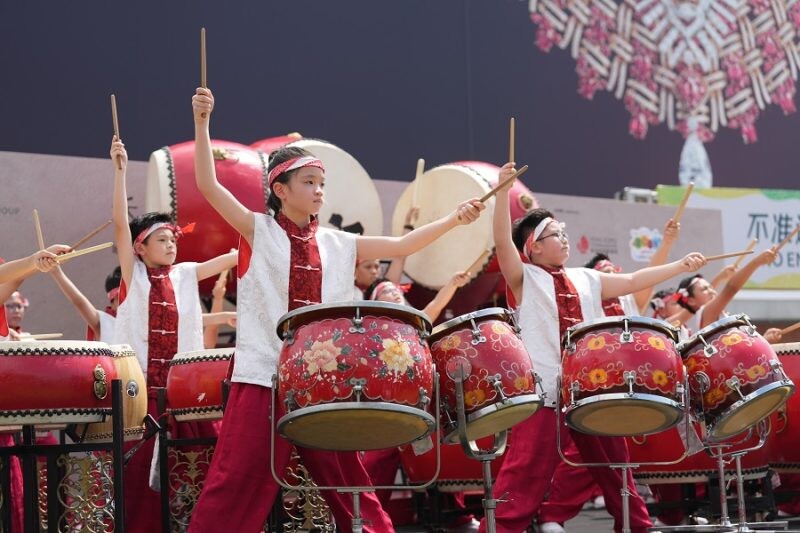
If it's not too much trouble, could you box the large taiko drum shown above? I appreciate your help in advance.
[166,347,233,422]
[399,437,507,492]
[679,315,794,441]
[252,136,384,237]
[391,161,537,291]
[147,140,268,295]
[428,308,541,443]
[628,425,770,484]
[0,341,117,426]
[767,342,800,472]
[561,316,684,436]
[276,302,435,451]
[73,344,147,442]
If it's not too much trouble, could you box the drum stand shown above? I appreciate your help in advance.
[451,366,508,533]
[555,376,692,533]
[269,374,443,533]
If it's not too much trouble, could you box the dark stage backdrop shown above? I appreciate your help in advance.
[1,0,799,197]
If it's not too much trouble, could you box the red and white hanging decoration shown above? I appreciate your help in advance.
[528,0,800,142]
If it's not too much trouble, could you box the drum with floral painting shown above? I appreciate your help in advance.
[276,302,435,451]
[561,316,684,436]
[428,308,541,443]
[679,315,794,441]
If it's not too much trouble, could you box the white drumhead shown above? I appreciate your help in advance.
[0,340,113,353]
[774,342,800,355]
[172,347,235,362]
[146,147,172,215]
[392,164,495,289]
[287,139,383,236]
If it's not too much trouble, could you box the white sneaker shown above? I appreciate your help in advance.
[593,495,606,509]
[692,516,709,525]
[449,518,480,533]
[539,522,566,533]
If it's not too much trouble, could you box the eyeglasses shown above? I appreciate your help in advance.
[4,303,25,311]
[536,231,569,242]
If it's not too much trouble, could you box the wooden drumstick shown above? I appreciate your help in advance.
[509,116,515,163]
[55,242,113,263]
[672,182,694,224]
[776,224,800,253]
[411,158,424,208]
[200,27,208,119]
[704,250,754,262]
[19,333,63,340]
[465,249,492,276]
[479,165,528,203]
[111,94,122,170]
[33,209,45,251]
[780,321,800,336]
[71,219,112,250]
[733,238,758,268]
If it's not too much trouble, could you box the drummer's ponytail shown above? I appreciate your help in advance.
[266,146,315,215]
[512,208,555,252]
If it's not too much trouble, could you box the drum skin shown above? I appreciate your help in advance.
[276,302,435,451]
[75,344,147,442]
[167,347,233,422]
[679,315,794,441]
[0,341,117,426]
[428,308,541,443]
[561,316,684,436]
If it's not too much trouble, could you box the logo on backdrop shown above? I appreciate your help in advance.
[629,227,663,262]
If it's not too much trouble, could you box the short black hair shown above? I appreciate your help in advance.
[511,208,555,252]
[128,212,174,246]
[266,146,315,215]
[105,266,122,292]
[584,253,611,270]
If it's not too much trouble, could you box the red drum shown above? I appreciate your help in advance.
[276,302,435,451]
[399,437,506,492]
[679,315,794,441]
[628,425,769,484]
[250,133,303,155]
[74,345,147,442]
[767,342,800,472]
[561,316,684,436]
[147,140,268,296]
[391,161,537,290]
[166,347,233,422]
[0,341,117,426]
[428,308,541,443]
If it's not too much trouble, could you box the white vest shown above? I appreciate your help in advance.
[619,293,639,316]
[233,214,357,387]
[518,265,604,407]
[112,260,203,373]
[97,310,116,344]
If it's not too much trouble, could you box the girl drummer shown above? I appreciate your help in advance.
[484,161,707,533]
[189,87,485,533]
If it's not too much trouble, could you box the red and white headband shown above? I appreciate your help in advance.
[134,222,195,248]
[593,259,621,273]
[267,156,325,187]
[523,217,558,258]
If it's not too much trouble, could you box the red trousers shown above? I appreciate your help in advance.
[0,434,23,532]
[188,383,393,533]
[538,432,603,524]
[478,408,652,533]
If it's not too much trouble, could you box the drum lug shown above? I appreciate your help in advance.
[126,380,139,398]
[417,387,431,410]
[469,319,486,345]
[93,364,108,400]
[285,328,295,345]
[349,309,366,334]
[741,315,758,336]
[284,390,297,412]
[770,359,790,381]
[698,335,718,357]
[564,329,573,351]
[569,380,581,406]
[488,374,508,402]
[507,309,522,335]
[619,319,633,344]
[623,371,637,395]
[349,377,367,401]
[532,371,546,399]
[691,372,711,393]
[726,376,744,400]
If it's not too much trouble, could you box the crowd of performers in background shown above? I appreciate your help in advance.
[0,85,797,533]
